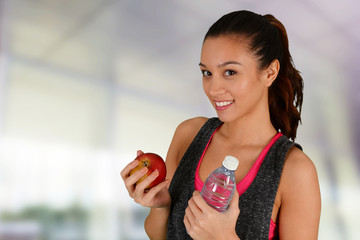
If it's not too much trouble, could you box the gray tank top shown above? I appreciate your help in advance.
[166,117,301,240]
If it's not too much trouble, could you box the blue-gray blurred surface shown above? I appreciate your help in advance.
[0,0,359,239]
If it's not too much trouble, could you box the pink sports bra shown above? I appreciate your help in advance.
[194,129,282,240]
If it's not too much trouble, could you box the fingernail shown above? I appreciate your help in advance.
[152,170,159,177]
[140,167,147,173]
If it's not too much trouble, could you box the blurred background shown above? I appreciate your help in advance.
[0,0,359,239]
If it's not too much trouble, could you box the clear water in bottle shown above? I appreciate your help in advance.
[200,156,239,212]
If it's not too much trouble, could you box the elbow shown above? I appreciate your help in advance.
[144,216,167,240]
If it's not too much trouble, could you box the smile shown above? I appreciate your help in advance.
[215,101,233,107]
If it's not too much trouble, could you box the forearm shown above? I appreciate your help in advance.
[144,206,170,240]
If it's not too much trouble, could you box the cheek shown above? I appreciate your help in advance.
[232,81,249,97]
[233,79,264,101]
[202,80,211,97]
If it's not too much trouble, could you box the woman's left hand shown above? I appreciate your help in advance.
[183,190,240,240]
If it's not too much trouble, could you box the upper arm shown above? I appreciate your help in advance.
[278,147,321,239]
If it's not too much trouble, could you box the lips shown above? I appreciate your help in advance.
[214,100,233,111]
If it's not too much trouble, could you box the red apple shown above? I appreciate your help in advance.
[130,152,166,189]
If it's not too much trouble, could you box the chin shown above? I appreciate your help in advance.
[216,110,246,124]
[216,113,234,123]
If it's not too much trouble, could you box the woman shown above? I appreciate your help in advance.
[121,10,321,240]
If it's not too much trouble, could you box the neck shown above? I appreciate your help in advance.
[218,110,277,146]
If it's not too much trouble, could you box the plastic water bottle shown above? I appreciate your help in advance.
[200,156,239,212]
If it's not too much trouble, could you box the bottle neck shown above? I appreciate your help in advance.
[222,165,235,172]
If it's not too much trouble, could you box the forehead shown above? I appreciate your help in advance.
[201,36,253,63]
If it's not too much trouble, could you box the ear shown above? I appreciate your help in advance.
[262,59,280,87]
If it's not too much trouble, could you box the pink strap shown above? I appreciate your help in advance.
[195,132,282,195]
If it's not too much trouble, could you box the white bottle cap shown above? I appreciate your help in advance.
[222,156,239,171]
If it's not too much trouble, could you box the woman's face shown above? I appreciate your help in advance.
[200,36,272,123]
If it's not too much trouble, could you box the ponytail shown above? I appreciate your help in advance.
[204,10,304,140]
[264,14,303,140]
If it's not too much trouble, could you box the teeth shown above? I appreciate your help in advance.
[215,101,233,107]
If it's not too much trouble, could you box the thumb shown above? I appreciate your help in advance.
[227,189,240,215]
[137,150,144,157]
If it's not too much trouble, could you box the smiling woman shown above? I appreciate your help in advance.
[200,36,278,124]
[121,10,321,240]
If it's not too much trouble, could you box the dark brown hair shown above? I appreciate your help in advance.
[204,10,303,140]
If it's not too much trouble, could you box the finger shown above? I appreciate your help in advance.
[184,208,196,236]
[134,179,170,207]
[229,189,239,208]
[135,169,159,190]
[124,167,148,191]
[142,179,170,203]
[191,191,211,213]
[187,192,204,216]
[137,150,144,157]
[227,189,240,216]
[183,213,191,234]
[144,178,170,196]
[132,168,165,200]
[120,159,139,180]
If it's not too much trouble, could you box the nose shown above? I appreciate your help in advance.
[206,77,226,96]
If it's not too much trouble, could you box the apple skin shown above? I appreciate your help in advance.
[130,152,166,189]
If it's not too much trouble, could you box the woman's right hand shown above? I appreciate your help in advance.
[120,150,171,208]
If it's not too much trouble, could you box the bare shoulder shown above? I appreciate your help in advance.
[164,117,208,179]
[281,146,319,186]
[175,117,209,138]
[171,117,209,156]
[278,145,321,238]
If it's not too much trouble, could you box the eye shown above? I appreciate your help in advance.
[224,70,236,76]
[201,70,212,77]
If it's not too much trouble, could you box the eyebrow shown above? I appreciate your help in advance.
[199,61,242,68]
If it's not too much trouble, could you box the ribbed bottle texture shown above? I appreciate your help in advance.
[200,156,239,212]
